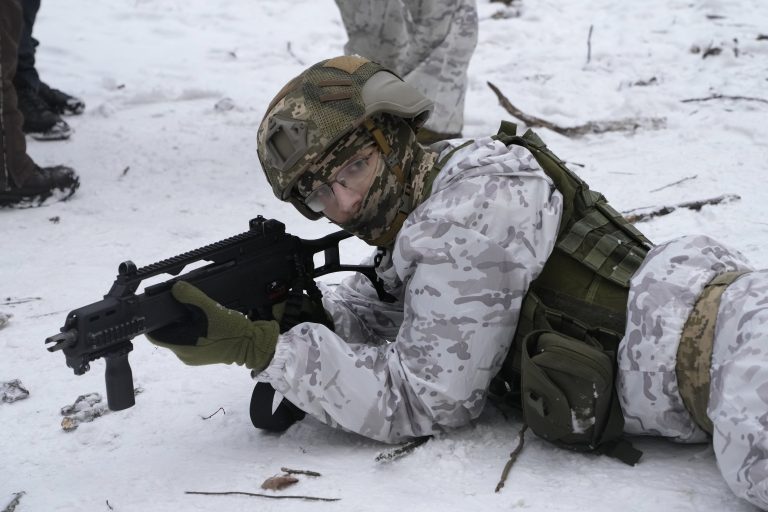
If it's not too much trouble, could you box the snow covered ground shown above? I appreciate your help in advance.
[2,0,768,510]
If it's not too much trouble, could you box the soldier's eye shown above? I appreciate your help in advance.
[313,186,332,200]
[346,158,367,175]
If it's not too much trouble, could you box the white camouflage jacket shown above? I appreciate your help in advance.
[258,136,563,442]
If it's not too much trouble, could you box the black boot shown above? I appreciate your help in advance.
[0,165,80,208]
[249,382,306,432]
[39,82,86,115]
[16,86,72,141]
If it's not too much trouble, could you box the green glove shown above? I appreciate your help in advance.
[146,281,280,372]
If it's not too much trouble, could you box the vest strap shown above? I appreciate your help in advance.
[368,211,408,248]
[677,270,749,434]
[421,140,474,197]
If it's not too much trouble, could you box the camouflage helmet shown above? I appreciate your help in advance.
[257,56,433,220]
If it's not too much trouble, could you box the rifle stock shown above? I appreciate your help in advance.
[45,216,375,411]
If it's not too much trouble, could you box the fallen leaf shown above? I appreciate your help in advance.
[261,475,299,491]
[61,417,78,432]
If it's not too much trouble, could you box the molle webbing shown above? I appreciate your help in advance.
[491,121,652,392]
[677,270,749,435]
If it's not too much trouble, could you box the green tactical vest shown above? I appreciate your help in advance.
[481,122,653,465]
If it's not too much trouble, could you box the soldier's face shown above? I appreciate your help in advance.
[305,146,381,224]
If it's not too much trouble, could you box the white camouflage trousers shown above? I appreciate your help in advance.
[619,235,768,510]
[334,0,478,135]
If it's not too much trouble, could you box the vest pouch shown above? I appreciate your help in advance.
[521,330,617,451]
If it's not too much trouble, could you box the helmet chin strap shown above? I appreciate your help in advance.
[362,118,413,248]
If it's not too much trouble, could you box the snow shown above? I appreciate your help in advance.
[2,0,768,510]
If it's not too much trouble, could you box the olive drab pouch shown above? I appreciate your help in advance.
[521,330,639,464]
[487,120,649,466]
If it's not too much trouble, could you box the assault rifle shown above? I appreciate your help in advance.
[45,216,377,412]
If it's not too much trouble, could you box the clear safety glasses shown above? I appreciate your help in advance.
[304,148,380,213]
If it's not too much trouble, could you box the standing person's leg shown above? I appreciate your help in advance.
[0,0,78,207]
[399,0,477,140]
[335,0,409,74]
[18,0,85,117]
[11,0,73,141]
[14,0,41,93]
[0,0,36,190]
[335,0,477,141]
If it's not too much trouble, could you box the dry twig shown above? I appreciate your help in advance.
[2,492,25,512]
[585,24,594,65]
[649,175,697,193]
[375,436,430,462]
[201,407,225,420]
[495,424,529,493]
[186,491,339,502]
[286,41,305,66]
[681,93,768,105]
[623,194,740,223]
[281,467,322,477]
[702,44,722,58]
[487,82,665,137]
[2,296,41,306]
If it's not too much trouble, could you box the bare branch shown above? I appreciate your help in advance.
[186,491,339,502]
[681,93,768,105]
[487,82,665,137]
[623,194,740,223]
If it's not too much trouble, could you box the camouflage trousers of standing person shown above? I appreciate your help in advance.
[618,235,768,510]
[334,0,478,136]
[0,0,36,191]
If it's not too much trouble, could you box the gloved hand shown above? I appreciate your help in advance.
[146,281,280,372]
[271,293,335,333]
